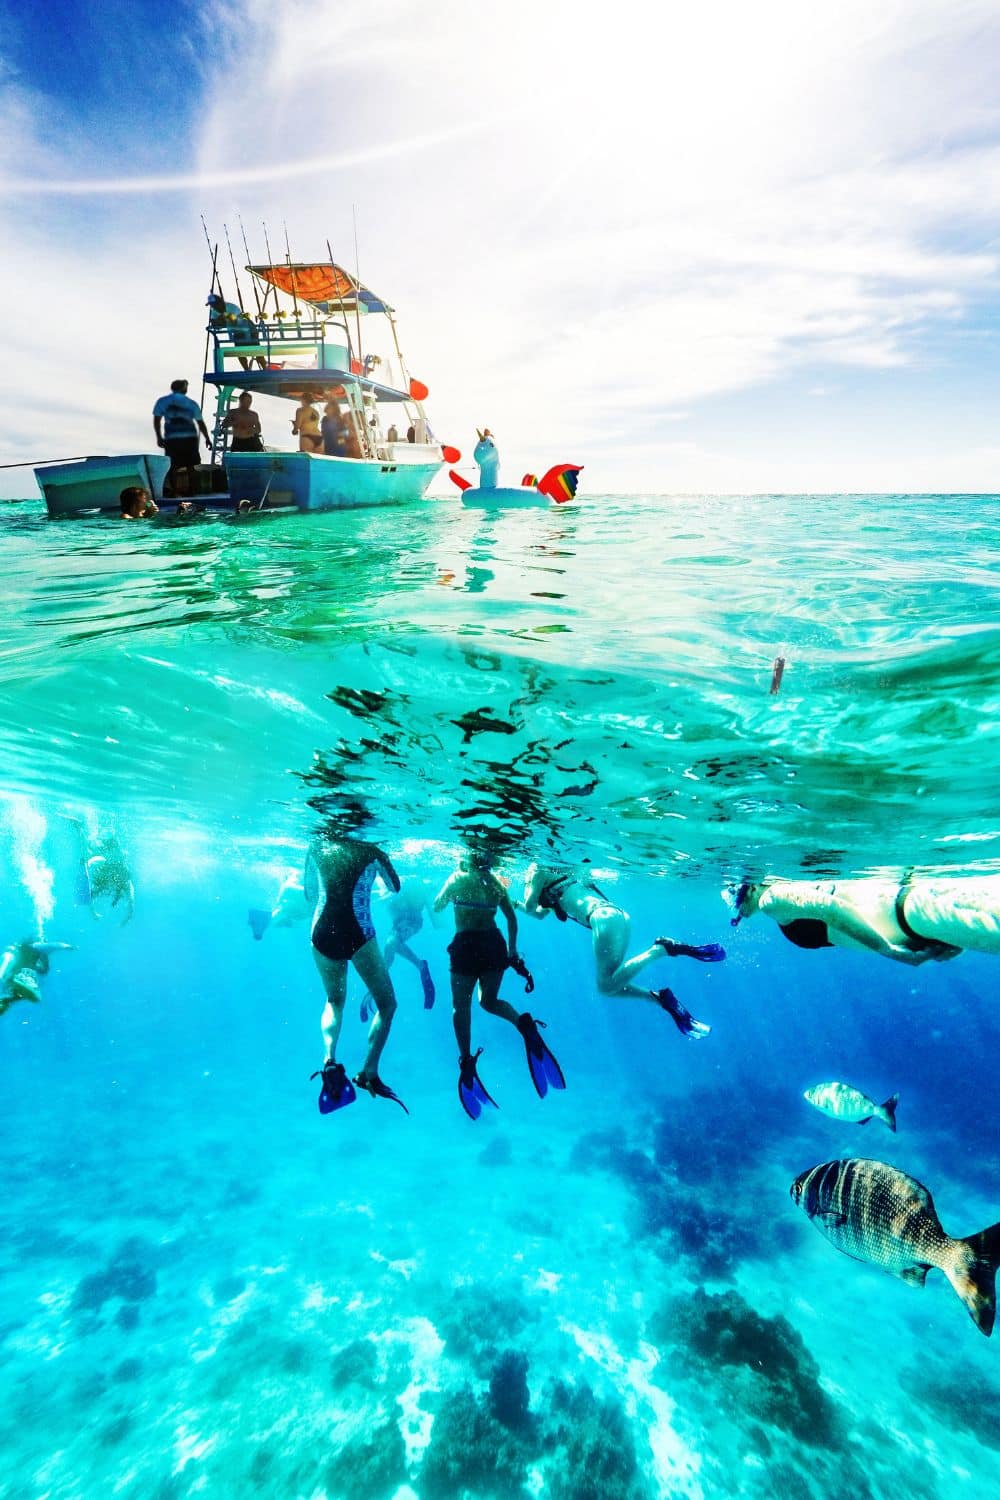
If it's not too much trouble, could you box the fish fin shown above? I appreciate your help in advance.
[858,1116,873,1125]
[949,1220,1000,1336]
[817,1210,848,1229]
[898,1264,930,1287]
[880,1093,900,1132]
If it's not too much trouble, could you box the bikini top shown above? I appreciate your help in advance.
[538,872,612,926]
[778,918,832,950]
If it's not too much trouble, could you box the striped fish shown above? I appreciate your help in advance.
[803,1081,899,1131]
[791,1158,1000,1336]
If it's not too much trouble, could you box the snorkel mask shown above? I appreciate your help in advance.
[729,880,752,926]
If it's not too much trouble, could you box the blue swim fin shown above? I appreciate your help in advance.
[248,908,271,941]
[360,991,376,1022]
[459,1049,499,1120]
[310,1060,356,1114]
[656,988,711,1039]
[516,1013,566,1098]
[419,960,436,1010]
[353,1071,409,1114]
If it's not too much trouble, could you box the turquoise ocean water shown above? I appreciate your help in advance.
[1,491,999,1499]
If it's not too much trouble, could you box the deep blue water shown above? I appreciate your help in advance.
[1,492,999,1499]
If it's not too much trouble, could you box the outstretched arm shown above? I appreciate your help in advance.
[498,888,519,959]
[377,851,402,894]
[432,874,456,913]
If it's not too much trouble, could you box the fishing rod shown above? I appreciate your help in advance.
[351,203,364,366]
[223,222,248,314]
[283,220,300,317]
[261,220,278,316]
[238,214,265,319]
[0,455,114,470]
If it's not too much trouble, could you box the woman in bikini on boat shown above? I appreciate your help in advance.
[520,862,724,1038]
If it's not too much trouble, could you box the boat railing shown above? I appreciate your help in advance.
[207,317,352,374]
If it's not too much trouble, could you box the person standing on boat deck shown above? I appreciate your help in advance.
[434,849,565,1117]
[728,873,997,964]
[292,395,323,453]
[305,829,408,1112]
[153,379,209,498]
[520,862,723,1038]
[321,400,349,457]
[119,485,158,519]
[222,392,264,453]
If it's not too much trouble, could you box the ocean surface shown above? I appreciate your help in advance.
[1,490,999,1500]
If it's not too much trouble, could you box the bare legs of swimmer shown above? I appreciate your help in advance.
[450,966,520,1058]
[590,910,711,1037]
[314,939,398,1078]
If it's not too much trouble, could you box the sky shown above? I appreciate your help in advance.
[2,0,1000,495]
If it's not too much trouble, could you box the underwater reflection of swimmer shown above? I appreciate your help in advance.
[434,849,564,1119]
[66,818,135,925]
[731,872,1000,964]
[305,831,407,1114]
[0,939,74,1017]
[360,881,439,1021]
[521,862,722,1038]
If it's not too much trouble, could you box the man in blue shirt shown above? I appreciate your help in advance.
[152,379,210,497]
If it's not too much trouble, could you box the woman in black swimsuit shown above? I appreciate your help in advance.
[304,832,405,1111]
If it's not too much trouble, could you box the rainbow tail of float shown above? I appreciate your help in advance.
[533,463,583,504]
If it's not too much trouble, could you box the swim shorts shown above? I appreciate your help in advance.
[447,928,508,980]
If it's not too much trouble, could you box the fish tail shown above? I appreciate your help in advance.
[946,1220,1000,1336]
[879,1093,900,1132]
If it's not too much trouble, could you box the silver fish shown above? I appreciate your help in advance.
[803,1081,899,1132]
[791,1158,1000,1336]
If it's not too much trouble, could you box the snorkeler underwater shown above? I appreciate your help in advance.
[2,486,1000,1500]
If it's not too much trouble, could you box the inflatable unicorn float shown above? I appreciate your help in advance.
[449,429,582,508]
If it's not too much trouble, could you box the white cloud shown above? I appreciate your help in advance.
[4,0,1000,493]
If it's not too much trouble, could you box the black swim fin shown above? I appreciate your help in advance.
[353,1071,410,1114]
[458,1048,499,1120]
[310,1060,356,1115]
[656,988,711,1039]
[419,960,436,1009]
[516,1013,566,1098]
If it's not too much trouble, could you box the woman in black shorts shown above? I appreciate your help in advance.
[434,849,564,1118]
[304,832,405,1112]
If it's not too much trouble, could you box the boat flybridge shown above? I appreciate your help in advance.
[205,258,447,513]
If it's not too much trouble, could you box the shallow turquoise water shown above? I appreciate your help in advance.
[1,492,999,1499]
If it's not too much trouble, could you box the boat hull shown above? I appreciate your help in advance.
[36,454,170,517]
[459,485,562,509]
[225,450,442,511]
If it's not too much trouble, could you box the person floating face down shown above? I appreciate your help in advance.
[433,847,565,1118]
[119,486,158,520]
[152,379,210,498]
[520,862,724,1039]
[729,872,1000,964]
[304,828,407,1112]
[0,939,74,1017]
[223,392,264,453]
